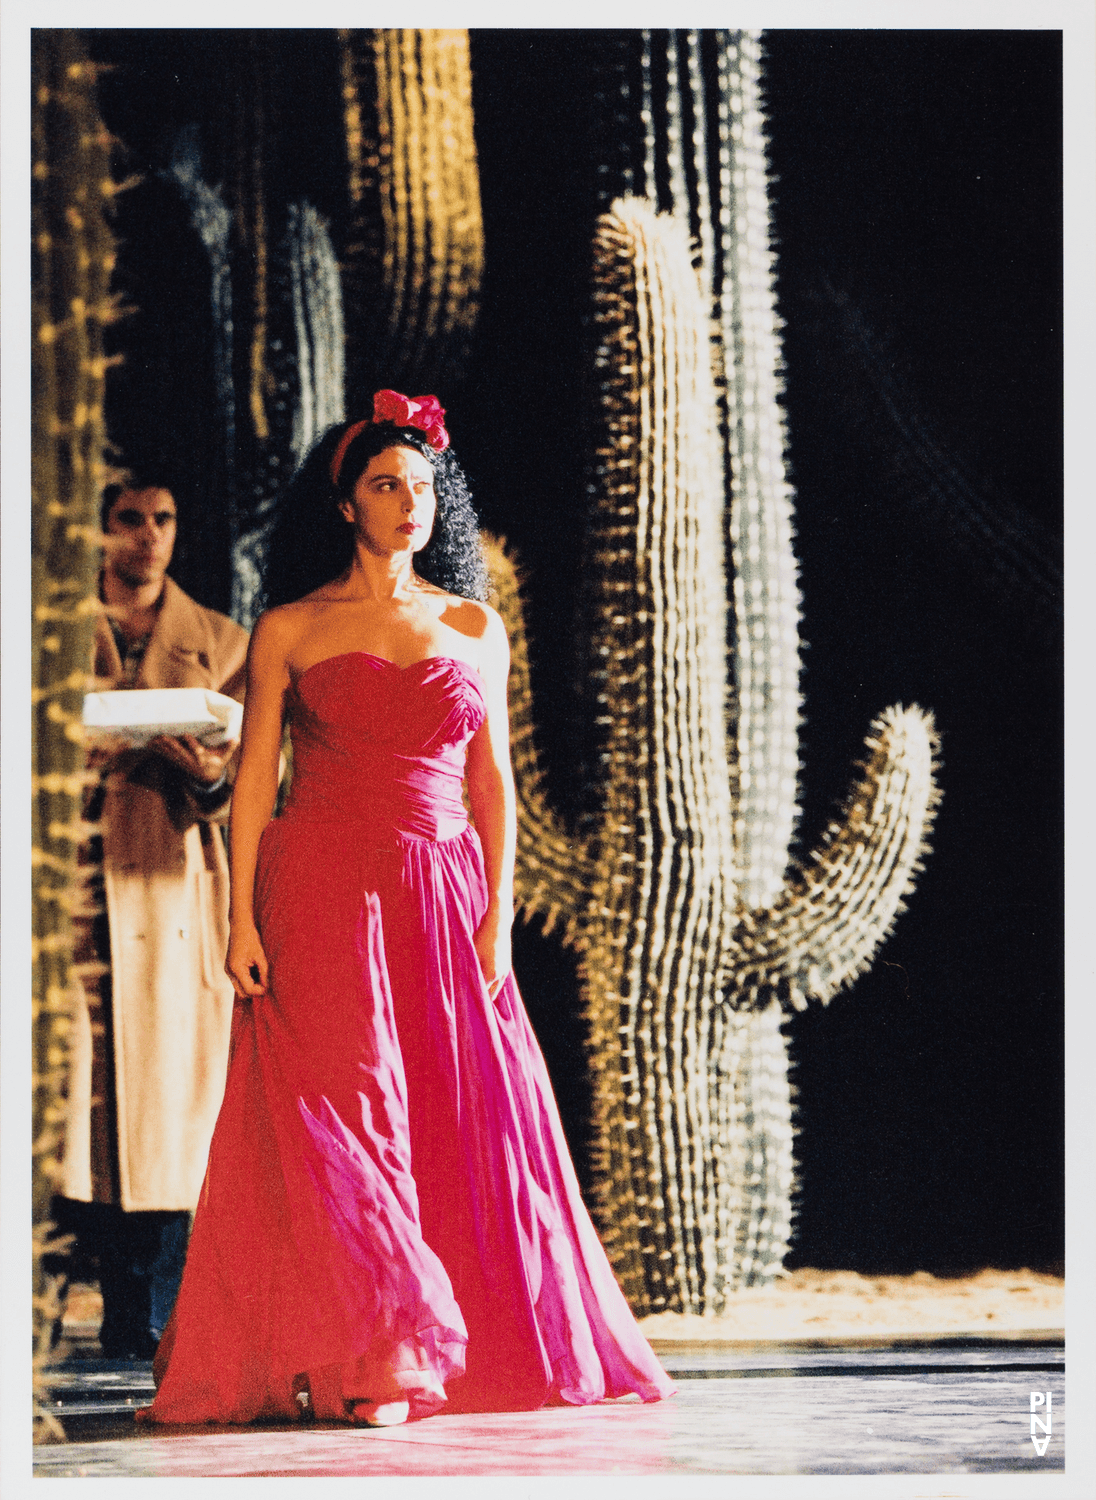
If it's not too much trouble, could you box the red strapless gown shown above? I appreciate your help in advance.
[144,652,674,1423]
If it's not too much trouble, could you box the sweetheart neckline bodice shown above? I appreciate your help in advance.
[281,649,485,838]
[293,650,483,691]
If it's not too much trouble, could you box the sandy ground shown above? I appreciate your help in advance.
[62,1267,1063,1345]
[637,1267,1065,1342]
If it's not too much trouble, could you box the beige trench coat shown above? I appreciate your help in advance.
[62,577,249,1211]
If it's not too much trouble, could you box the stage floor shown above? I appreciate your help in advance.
[34,1330,1064,1478]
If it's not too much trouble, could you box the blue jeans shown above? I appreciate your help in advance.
[47,1197,190,1355]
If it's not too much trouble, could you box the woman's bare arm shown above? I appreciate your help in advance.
[224,610,294,998]
[463,608,516,999]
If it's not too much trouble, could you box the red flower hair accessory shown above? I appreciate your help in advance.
[330,390,450,486]
[372,390,449,450]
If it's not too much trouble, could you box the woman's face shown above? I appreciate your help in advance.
[339,445,437,557]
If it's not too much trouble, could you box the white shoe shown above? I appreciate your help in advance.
[347,1399,409,1428]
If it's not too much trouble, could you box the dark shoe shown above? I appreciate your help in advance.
[99,1325,158,1360]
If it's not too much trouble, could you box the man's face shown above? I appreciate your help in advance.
[104,488,177,591]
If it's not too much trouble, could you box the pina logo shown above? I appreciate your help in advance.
[1030,1391,1053,1456]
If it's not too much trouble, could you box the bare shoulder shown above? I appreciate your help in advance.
[442,597,509,659]
[248,600,313,668]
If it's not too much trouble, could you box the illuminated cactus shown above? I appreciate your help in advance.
[484,30,940,1314]
[594,29,806,908]
[715,34,805,911]
[339,27,484,394]
[487,192,939,1317]
[579,196,745,1313]
[649,31,942,1007]
[31,30,119,1433]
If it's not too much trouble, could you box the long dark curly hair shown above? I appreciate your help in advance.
[260,419,488,610]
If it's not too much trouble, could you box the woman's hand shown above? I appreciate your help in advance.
[225,922,270,1000]
[474,900,513,1001]
[463,608,518,1006]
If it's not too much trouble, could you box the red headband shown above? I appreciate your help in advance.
[330,390,450,486]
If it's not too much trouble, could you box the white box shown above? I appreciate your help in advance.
[82,688,244,748]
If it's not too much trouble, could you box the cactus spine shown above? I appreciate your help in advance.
[339,28,483,393]
[32,31,118,1432]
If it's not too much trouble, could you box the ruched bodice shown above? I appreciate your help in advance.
[284,653,485,841]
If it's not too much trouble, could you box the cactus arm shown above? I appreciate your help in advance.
[731,705,942,1010]
[481,535,593,946]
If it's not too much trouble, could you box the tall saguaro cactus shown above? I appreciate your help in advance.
[487,192,939,1316]
[596,29,806,907]
[584,30,807,904]
[31,31,118,1431]
[578,199,745,1312]
[478,30,941,1316]
[339,27,483,395]
[715,34,804,911]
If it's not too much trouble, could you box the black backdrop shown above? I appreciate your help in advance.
[85,28,1063,1276]
[752,32,1062,1274]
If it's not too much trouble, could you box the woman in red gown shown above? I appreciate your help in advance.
[142,393,674,1427]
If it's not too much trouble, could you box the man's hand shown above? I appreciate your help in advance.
[85,742,126,775]
[149,732,239,786]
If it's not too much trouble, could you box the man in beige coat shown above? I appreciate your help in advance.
[51,483,249,1356]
